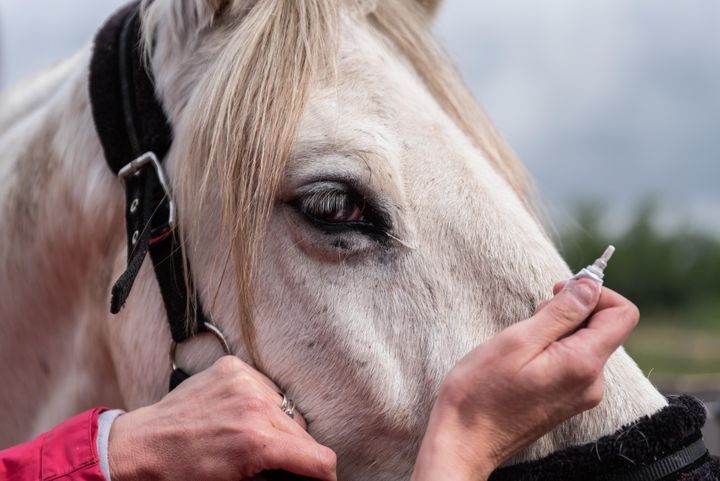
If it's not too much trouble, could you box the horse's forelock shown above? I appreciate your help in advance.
[161,0,340,363]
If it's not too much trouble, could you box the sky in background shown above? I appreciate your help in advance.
[1,0,718,234]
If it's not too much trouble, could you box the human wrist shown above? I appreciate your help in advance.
[97,410,126,480]
[440,379,506,473]
[415,387,498,481]
[108,405,161,481]
[415,422,495,481]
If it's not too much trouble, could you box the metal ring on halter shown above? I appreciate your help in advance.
[280,393,295,419]
[169,321,232,371]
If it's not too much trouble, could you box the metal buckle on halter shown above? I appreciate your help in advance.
[118,152,177,245]
[169,321,233,372]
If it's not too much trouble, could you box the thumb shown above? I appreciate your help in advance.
[521,278,601,348]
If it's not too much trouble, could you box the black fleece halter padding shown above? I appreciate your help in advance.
[89,2,208,345]
[489,395,718,481]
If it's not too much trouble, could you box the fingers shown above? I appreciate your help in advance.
[532,281,566,315]
[213,356,279,400]
[235,358,289,396]
[263,434,338,481]
[592,286,632,311]
[210,356,309,430]
[532,299,551,315]
[543,282,631,315]
[561,299,640,365]
[266,398,315,437]
[281,395,308,431]
[533,279,593,315]
[516,278,601,350]
[261,390,307,431]
[213,357,281,407]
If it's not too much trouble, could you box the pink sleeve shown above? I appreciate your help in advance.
[0,408,108,481]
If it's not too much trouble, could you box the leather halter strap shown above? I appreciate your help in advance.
[89,2,208,388]
[610,438,708,481]
[88,6,320,480]
[491,439,709,481]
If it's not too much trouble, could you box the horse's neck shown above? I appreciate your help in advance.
[516,347,668,463]
[0,49,125,446]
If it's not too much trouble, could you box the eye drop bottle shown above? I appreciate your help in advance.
[558,245,615,338]
[570,245,615,286]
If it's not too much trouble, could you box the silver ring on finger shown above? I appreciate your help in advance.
[280,393,295,419]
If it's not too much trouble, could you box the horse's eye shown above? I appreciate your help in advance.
[296,188,365,225]
[290,181,393,240]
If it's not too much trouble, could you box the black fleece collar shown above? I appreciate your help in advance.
[490,395,718,481]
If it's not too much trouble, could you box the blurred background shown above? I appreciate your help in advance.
[1,0,718,449]
[434,3,720,450]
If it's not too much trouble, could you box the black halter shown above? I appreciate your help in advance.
[89,2,207,391]
[89,4,318,481]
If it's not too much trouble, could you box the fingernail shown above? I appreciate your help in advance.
[570,282,596,306]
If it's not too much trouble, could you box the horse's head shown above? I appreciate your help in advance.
[122,0,657,479]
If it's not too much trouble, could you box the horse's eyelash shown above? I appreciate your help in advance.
[299,190,355,214]
[292,186,393,235]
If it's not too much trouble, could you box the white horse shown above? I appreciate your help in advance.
[0,0,667,479]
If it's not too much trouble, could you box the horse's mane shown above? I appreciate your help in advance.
[140,0,540,361]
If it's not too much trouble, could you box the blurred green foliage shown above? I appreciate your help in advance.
[558,200,720,327]
[558,201,720,378]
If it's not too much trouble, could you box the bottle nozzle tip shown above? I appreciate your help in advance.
[590,245,616,274]
[601,245,615,263]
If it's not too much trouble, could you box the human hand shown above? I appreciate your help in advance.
[108,356,337,481]
[412,278,640,481]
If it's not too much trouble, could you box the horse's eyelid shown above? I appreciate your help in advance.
[292,191,393,234]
